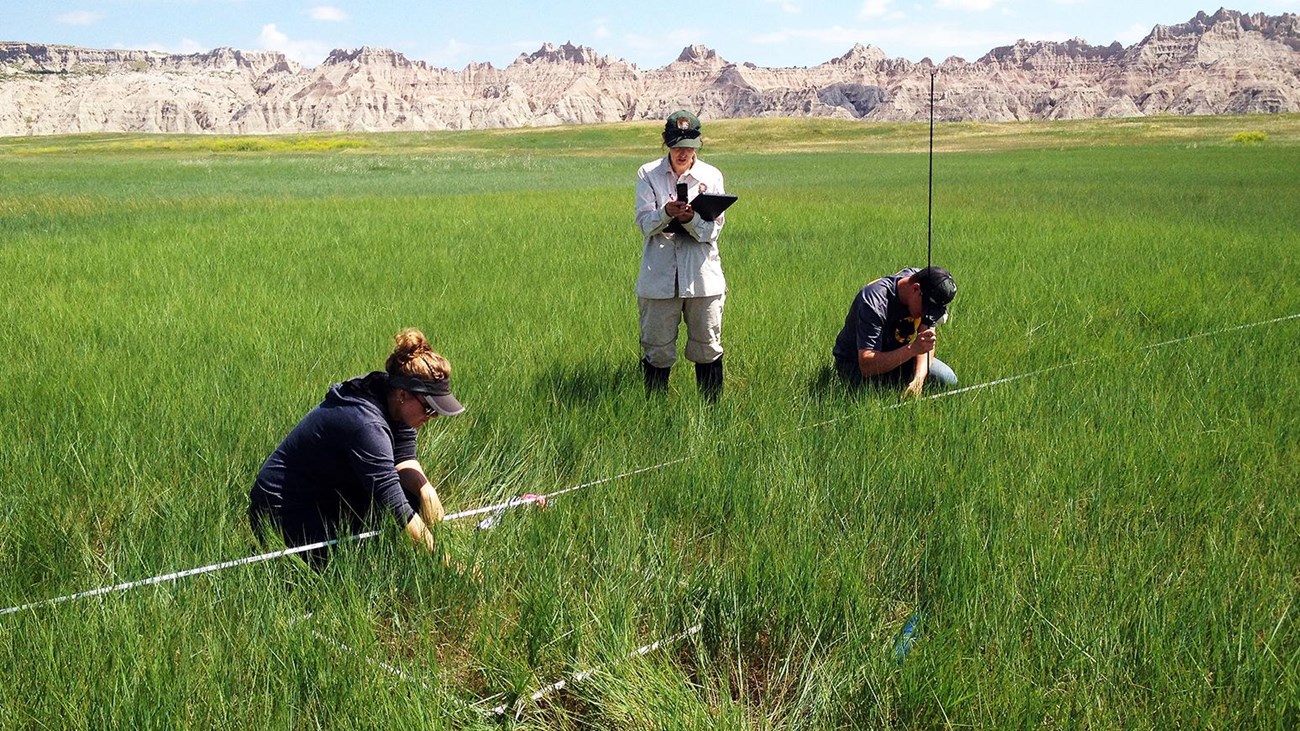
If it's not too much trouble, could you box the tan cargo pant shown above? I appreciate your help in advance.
[638,294,725,368]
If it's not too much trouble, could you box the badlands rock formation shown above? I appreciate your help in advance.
[0,8,1296,136]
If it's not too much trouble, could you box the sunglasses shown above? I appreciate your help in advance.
[416,393,440,417]
[667,128,701,145]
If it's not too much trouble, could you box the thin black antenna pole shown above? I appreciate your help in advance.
[927,71,935,271]
[925,71,937,376]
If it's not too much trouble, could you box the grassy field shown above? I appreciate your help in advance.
[0,115,1297,729]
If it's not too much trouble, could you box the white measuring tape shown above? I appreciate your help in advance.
[4,312,1296,617]
[488,623,703,718]
[0,459,695,616]
[296,608,699,718]
[443,456,693,524]
[0,532,379,616]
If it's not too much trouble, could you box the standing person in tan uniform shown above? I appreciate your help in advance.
[633,110,728,401]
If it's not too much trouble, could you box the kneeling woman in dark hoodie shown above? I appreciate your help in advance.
[249,328,465,567]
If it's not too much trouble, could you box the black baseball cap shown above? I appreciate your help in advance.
[388,374,466,416]
[913,266,957,324]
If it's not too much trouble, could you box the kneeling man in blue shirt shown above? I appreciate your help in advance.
[832,266,958,398]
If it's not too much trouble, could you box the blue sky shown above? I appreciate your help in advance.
[9,1,1298,68]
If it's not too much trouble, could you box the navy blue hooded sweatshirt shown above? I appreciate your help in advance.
[250,372,418,544]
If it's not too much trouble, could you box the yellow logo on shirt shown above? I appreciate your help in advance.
[893,316,921,345]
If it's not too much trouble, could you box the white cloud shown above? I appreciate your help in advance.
[56,11,104,26]
[424,38,475,68]
[860,0,903,20]
[754,26,864,46]
[765,0,802,12]
[309,6,349,22]
[623,29,700,53]
[935,0,1007,10]
[256,24,330,65]
[1116,22,1153,46]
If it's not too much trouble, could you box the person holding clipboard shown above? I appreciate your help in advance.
[634,110,736,401]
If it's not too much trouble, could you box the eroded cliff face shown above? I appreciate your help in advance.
[1,9,1296,135]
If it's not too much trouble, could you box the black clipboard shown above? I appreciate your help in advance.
[690,193,737,222]
[664,193,737,235]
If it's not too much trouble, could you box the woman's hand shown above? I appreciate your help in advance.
[666,200,694,222]
[405,514,436,552]
[419,483,445,524]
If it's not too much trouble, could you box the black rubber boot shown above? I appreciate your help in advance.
[641,357,671,395]
[695,356,723,402]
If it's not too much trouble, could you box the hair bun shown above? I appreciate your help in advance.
[393,327,429,357]
[386,327,450,380]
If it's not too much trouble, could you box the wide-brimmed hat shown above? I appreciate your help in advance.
[664,110,702,148]
[389,374,466,416]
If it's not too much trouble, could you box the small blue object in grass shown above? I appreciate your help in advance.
[893,611,923,664]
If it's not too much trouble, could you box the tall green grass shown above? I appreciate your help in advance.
[1,116,1297,729]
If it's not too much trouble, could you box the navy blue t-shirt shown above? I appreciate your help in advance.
[250,372,418,532]
[833,268,923,363]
